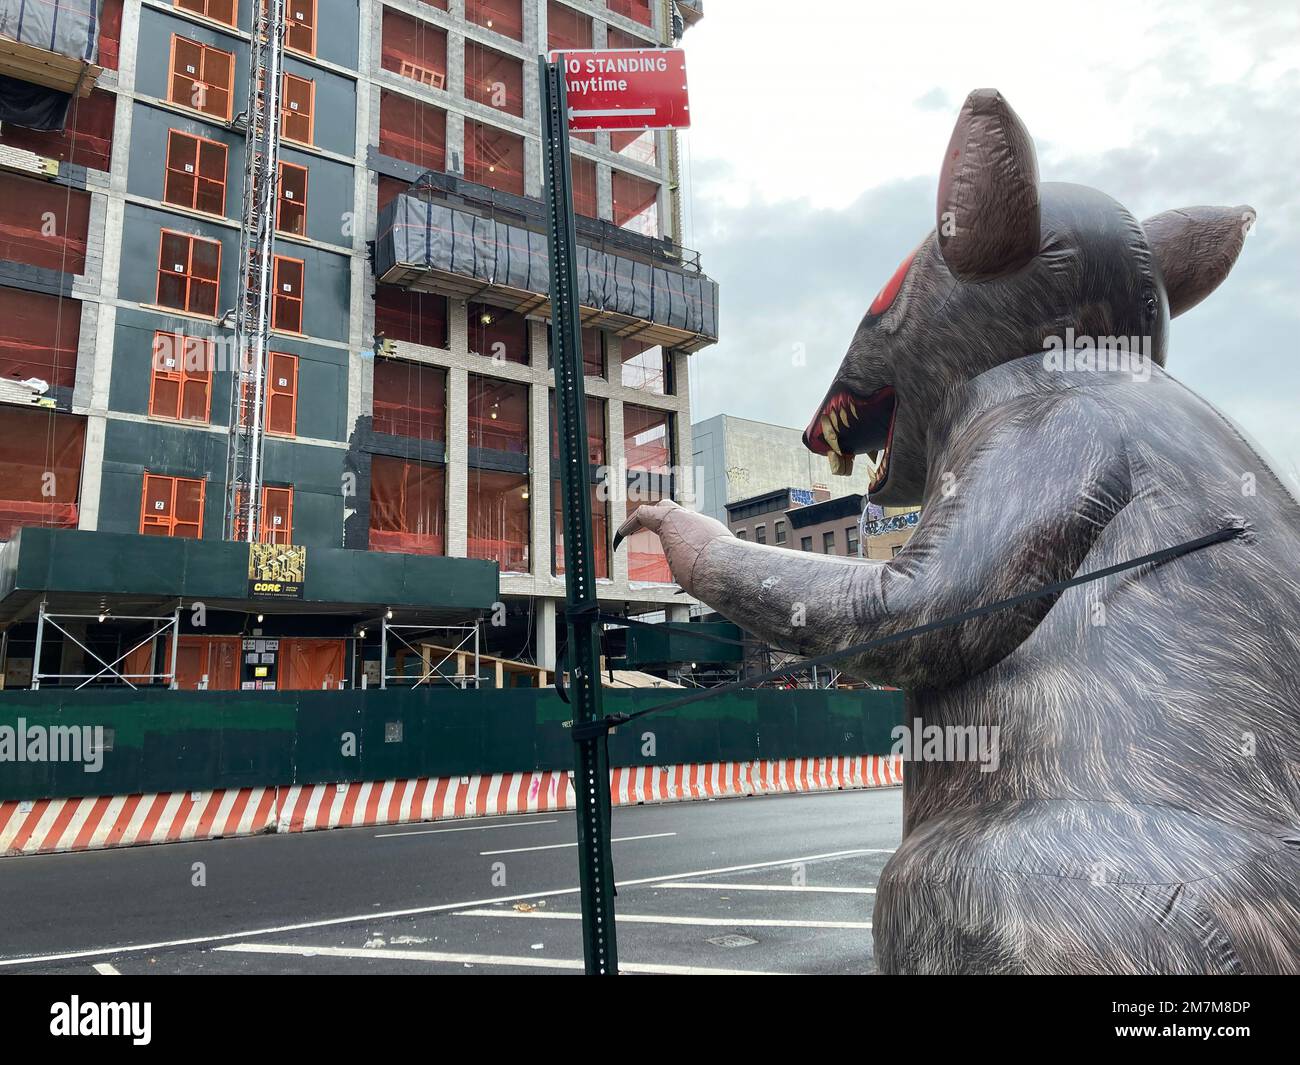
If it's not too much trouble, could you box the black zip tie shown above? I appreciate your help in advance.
[567,523,1245,738]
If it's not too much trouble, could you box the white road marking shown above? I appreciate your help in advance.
[654,882,877,894]
[454,908,872,930]
[375,818,559,839]
[214,942,781,975]
[0,848,876,968]
[479,831,676,856]
[92,962,120,975]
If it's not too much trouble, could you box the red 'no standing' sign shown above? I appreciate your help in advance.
[549,48,691,133]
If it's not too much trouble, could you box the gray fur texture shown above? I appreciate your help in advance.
[617,89,1300,974]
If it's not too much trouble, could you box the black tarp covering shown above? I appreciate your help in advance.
[376,193,720,343]
[0,73,70,129]
[0,0,99,131]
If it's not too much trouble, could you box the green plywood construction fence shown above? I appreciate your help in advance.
[0,687,906,802]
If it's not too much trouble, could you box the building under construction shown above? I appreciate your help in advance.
[0,0,717,691]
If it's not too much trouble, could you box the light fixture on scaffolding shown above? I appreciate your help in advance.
[256,613,264,623]
[386,608,393,620]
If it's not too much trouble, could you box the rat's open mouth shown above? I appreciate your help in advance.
[802,385,897,490]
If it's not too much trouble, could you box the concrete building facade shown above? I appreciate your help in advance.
[691,413,878,523]
[0,0,716,685]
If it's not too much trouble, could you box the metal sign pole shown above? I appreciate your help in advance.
[539,56,619,976]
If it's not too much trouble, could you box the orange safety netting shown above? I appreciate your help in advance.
[373,358,447,441]
[380,7,448,86]
[378,91,447,171]
[571,156,598,219]
[0,286,80,388]
[623,404,672,471]
[0,171,91,273]
[611,169,660,236]
[281,639,346,690]
[620,338,667,394]
[552,481,609,578]
[549,394,606,465]
[0,408,85,540]
[370,454,446,555]
[625,503,672,583]
[376,284,449,347]
[122,640,156,682]
[547,0,592,49]
[0,88,115,171]
[607,0,653,28]
[468,374,529,453]
[465,0,523,41]
[465,120,524,196]
[467,302,528,364]
[99,0,123,70]
[467,469,530,572]
[464,40,524,118]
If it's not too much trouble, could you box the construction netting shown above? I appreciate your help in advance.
[376,194,720,343]
[370,453,445,555]
[378,90,446,172]
[0,285,80,388]
[465,0,523,41]
[553,482,609,578]
[375,284,449,347]
[372,357,446,442]
[0,406,84,540]
[0,170,90,272]
[0,86,114,169]
[380,7,447,89]
[468,374,528,453]
[468,302,528,364]
[466,468,530,573]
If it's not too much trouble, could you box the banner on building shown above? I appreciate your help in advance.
[248,543,306,599]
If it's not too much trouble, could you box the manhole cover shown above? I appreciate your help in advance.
[706,933,758,948]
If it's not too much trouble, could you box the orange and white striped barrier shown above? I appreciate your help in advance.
[0,755,902,857]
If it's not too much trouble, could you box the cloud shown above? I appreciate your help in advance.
[681,0,1300,475]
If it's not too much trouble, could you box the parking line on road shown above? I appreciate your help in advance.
[0,848,876,968]
[454,908,873,930]
[92,962,120,975]
[214,942,782,975]
[480,831,676,856]
[375,818,559,839]
[653,882,877,894]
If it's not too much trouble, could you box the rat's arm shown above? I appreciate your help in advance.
[617,396,1132,689]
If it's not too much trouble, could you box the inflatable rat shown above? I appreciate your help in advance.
[614,90,1300,974]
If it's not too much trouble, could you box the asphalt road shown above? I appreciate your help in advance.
[0,787,902,975]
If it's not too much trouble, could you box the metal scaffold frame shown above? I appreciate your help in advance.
[30,601,181,691]
[225,0,288,543]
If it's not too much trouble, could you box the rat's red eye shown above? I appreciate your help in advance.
[869,251,917,316]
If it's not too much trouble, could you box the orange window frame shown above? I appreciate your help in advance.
[163,129,228,215]
[168,35,235,121]
[280,74,315,145]
[149,331,213,423]
[266,351,299,436]
[156,229,222,317]
[271,256,304,333]
[174,0,237,28]
[140,473,206,538]
[260,485,294,543]
[276,161,308,236]
[285,0,317,56]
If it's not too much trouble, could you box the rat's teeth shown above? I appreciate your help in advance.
[821,413,841,454]
[829,451,854,476]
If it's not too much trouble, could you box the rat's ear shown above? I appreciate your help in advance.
[936,89,1040,282]
[1142,206,1255,317]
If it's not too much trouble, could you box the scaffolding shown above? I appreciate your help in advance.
[224,0,287,542]
[29,600,180,690]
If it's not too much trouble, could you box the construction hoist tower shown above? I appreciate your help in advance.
[224,0,287,542]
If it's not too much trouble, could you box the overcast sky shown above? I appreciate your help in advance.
[676,0,1300,481]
